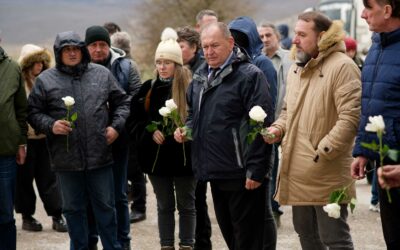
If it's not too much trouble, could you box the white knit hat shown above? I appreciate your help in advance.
[18,44,43,64]
[155,27,183,65]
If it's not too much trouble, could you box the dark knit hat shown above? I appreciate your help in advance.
[85,25,111,46]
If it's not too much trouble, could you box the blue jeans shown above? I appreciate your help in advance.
[0,156,17,250]
[57,166,121,250]
[149,175,197,247]
[371,168,379,205]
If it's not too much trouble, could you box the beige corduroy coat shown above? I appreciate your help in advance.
[273,21,361,205]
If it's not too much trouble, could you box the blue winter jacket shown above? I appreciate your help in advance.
[353,29,400,162]
[229,16,277,109]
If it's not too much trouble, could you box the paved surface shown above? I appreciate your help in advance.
[16,178,385,250]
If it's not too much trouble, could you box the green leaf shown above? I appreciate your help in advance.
[183,126,193,141]
[329,190,342,203]
[70,122,75,129]
[350,198,356,213]
[70,112,78,122]
[387,149,399,162]
[145,121,160,132]
[361,141,379,151]
[249,119,258,126]
[246,132,256,144]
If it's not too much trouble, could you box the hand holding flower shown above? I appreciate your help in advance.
[262,127,281,144]
[247,106,275,144]
[378,165,400,189]
[61,96,78,152]
[152,130,165,145]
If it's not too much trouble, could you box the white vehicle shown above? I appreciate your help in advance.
[316,0,372,54]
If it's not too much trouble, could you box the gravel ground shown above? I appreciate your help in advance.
[16,178,385,250]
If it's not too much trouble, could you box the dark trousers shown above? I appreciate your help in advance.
[263,178,277,250]
[128,141,147,213]
[194,181,212,250]
[210,179,266,250]
[379,186,400,249]
[15,139,62,217]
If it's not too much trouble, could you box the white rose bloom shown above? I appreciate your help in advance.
[365,115,385,133]
[62,96,75,106]
[249,106,267,122]
[323,203,341,219]
[159,107,172,117]
[165,99,178,111]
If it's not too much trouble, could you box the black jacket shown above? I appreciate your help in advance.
[187,48,274,182]
[28,31,130,171]
[127,78,193,176]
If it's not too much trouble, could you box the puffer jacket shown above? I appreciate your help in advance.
[0,47,27,156]
[228,16,277,108]
[353,28,400,162]
[187,48,273,182]
[273,21,361,205]
[28,31,130,171]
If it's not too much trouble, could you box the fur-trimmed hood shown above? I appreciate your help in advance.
[290,20,346,62]
[18,44,52,72]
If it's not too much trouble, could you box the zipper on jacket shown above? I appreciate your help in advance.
[232,128,244,168]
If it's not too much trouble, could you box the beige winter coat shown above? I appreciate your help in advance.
[273,21,361,205]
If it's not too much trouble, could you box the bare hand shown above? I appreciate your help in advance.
[350,156,368,180]
[378,165,400,189]
[174,127,186,143]
[16,145,26,165]
[52,120,72,135]
[245,178,262,190]
[106,126,119,145]
[153,130,165,145]
[262,126,281,144]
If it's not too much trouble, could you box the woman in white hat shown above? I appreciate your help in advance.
[127,28,195,250]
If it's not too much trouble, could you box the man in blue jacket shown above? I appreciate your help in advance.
[175,22,274,249]
[351,0,400,249]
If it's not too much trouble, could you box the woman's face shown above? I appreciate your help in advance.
[155,59,175,79]
[179,40,197,65]
[31,62,44,77]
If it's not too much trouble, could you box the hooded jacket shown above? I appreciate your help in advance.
[277,24,292,50]
[187,48,273,182]
[353,28,400,162]
[0,47,27,156]
[229,16,277,109]
[28,31,130,171]
[273,21,361,205]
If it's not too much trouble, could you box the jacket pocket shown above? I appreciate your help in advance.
[232,128,244,168]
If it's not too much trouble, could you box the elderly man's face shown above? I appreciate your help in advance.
[201,25,234,69]
[292,19,320,63]
[87,41,110,63]
[61,46,82,66]
[361,0,388,32]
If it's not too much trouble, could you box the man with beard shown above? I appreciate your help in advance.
[263,11,361,249]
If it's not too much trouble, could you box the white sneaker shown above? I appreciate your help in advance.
[369,203,380,213]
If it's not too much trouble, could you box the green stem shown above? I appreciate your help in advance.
[67,107,70,153]
[151,125,165,173]
[379,131,392,203]
[182,141,186,166]
[335,180,354,203]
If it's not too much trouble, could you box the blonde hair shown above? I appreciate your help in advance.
[171,64,192,124]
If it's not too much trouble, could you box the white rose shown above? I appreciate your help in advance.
[165,99,178,111]
[249,105,267,122]
[62,96,75,107]
[365,115,385,133]
[323,203,341,219]
[159,107,172,117]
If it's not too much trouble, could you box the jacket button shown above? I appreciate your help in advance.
[324,147,329,152]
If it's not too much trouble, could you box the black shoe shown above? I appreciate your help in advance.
[52,216,68,232]
[121,242,131,250]
[22,215,43,232]
[129,210,146,223]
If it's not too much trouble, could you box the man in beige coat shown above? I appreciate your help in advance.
[264,11,361,249]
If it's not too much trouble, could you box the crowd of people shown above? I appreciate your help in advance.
[1,0,400,249]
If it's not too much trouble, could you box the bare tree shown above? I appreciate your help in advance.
[128,0,256,78]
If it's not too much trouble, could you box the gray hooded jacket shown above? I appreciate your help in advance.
[28,31,130,171]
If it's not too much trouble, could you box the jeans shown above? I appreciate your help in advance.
[149,175,197,247]
[0,156,17,250]
[292,205,354,250]
[371,167,379,205]
[128,140,147,213]
[57,166,121,250]
[112,145,131,245]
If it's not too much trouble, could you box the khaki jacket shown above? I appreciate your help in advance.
[273,21,361,205]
